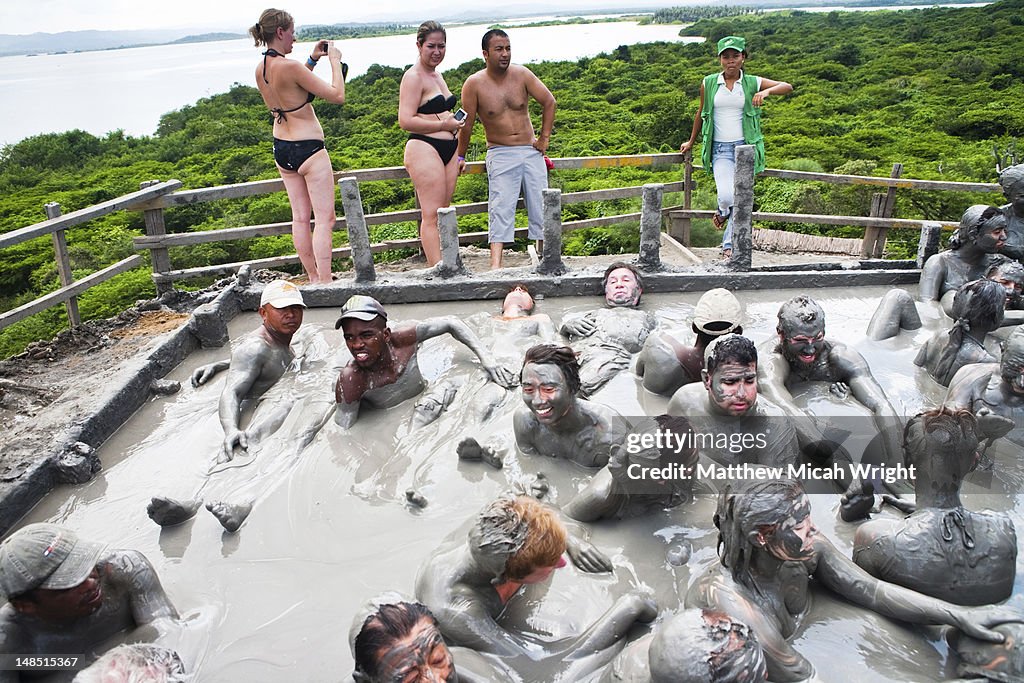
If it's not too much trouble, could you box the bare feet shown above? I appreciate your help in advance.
[147,497,202,527]
[456,438,504,469]
[405,489,429,508]
[206,501,254,533]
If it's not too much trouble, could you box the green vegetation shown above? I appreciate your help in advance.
[646,6,765,24]
[489,16,643,29]
[1,0,1022,357]
[296,23,418,41]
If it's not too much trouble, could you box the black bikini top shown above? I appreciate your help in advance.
[417,93,456,115]
[262,49,315,123]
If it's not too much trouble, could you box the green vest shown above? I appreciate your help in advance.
[699,72,766,175]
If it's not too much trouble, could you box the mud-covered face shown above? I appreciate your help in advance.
[503,286,534,314]
[1005,186,1024,217]
[604,267,642,307]
[704,361,758,416]
[521,362,574,425]
[975,215,1008,253]
[779,319,826,367]
[372,618,455,683]
[990,271,1023,307]
[342,318,390,368]
[18,567,103,622]
[761,495,817,562]
[1001,338,1024,394]
[260,303,304,336]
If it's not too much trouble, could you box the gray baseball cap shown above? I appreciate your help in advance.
[335,295,388,328]
[0,523,106,599]
[693,288,744,335]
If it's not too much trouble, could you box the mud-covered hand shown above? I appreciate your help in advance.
[561,316,597,338]
[829,381,850,399]
[954,605,1023,643]
[567,537,613,573]
[975,408,1014,441]
[839,478,875,522]
[484,364,518,389]
[219,428,248,464]
[191,361,227,387]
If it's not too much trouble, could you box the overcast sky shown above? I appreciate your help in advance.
[2,0,670,35]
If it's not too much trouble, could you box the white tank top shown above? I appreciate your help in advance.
[712,73,761,142]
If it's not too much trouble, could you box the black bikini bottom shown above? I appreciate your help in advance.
[409,134,458,166]
[273,138,326,172]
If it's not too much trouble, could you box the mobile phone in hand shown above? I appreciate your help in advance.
[453,108,467,122]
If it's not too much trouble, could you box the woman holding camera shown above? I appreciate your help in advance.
[399,21,465,267]
[250,8,346,284]
[679,36,792,259]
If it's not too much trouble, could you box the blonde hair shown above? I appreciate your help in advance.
[249,8,293,47]
[503,497,567,581]
[416,21,446,45]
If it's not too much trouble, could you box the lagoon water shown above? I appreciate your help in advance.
[0,20,697,146]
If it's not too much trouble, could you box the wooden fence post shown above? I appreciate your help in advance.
[436,207,468,277]
[669,150,694,246]
[861,163,903,258]
[44,202,80,327]
[140,180,173,295]
[338,177,376,283]
[537,189,566,275]
[638,184,663,270]
[730,146,754,271]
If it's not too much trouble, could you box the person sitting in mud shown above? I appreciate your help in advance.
[334,295,517,428]
[668,334,798,468]
[687,479,1021,683]
[560,262,657,397]
[914,279,1004,387]
[414,495,657,675]
[758,295,904,473]
[0,524,179,675]
[998,163,1024,262]
[562,415,699,522]
[191,279,308,464]
[635,288,744,397]
[868,255,1024,342]
[945,325,1024,445]
[514,344,625,468]
[599,607,767,683]
[853,409,1016,606]
[350,595,516,683]
[919,205,1008,310]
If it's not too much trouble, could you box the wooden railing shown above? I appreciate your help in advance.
[0,152,1003,333]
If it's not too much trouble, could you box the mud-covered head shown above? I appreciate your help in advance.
[703,335,759,417]
[999,164,1024,216]
[1000,326,1024,394]
[986,258,1024,307]
[715,479,816,584]
[521,344,581,426]
[776,296,826,367]
[602,262,643,307]
[949,205,1006,252]
[350,596,455,683]
[502,284,535,316]
[649,608,768,683]
[468,496,567,585]
[902,408,980,481]
[952,278,1005,330]
[608,415,698,496]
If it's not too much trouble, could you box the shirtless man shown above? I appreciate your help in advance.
[758,296,904,478]
[514,344,626,468]
[0,524,178,679]
[944,325,1024,445]
[668,335,798,469]
[334,295,516,428]
[415,496,656,678]
[561,262,657,397]
[457,28,556,269]
[636,288,744,397]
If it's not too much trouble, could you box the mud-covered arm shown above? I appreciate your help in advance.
[433,588,546,658]
[217,342,269,458]
[191,360,230,387]
[814,536,1020,641]
[107,551,178,625]
[835,346,903,465]
[562,468,621,523]
[918,254,947,302]
[512,409,539,455]
[560,311,598,339]
[416,318,517,388]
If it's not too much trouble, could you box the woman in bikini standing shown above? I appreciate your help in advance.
[399,21,465,267]
[250,9,346,284]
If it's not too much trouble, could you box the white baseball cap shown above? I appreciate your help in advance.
[260,280,306,309]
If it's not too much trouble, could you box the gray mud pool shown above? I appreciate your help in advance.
[16,285,1024,682]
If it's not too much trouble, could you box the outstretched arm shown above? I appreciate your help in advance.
[217,343,269,462]
[836,347,903,467]
[416,318,517,388]
[562,468,621,523]
[191,360,230,387]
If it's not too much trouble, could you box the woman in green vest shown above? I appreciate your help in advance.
[680,36,792,258]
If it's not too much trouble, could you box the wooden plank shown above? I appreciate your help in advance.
[0,255,144,331]
[44,203,80,327]
[666,209,959,230]
[758,168,998,193]
[0,181,181,249]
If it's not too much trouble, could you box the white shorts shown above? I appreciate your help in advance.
[485,145,547,243]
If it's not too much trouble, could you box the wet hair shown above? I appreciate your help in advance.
[502,284,534,315]
[776,296,825,336]
[521,344,581,396]
[948,205,1003,250]
[705,335,757,376]
[353,601,438,679]
[416,20,445,45]
[602,261,644,299]
[481,28,509,51]
[902,408,979,476]
[649,609,768,683]
[715,479,807,591]
[987,257,1024,283]
[999,164,1024,197]
[503,496,567,581]
[932,279,1004,385]
[249,8,293,47]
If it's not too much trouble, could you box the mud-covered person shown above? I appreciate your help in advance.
[0,524,178,680]
[334,295,516,427]
[191,279,307,463]
[514,344,626,468]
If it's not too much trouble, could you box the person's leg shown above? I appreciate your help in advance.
[278,168,318,281]
[866,289,922,341]
[521,147,549,247]
[486,146,523,270]
[711,141,740,254]
[404,139,450,266]
[298,149,337,283]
